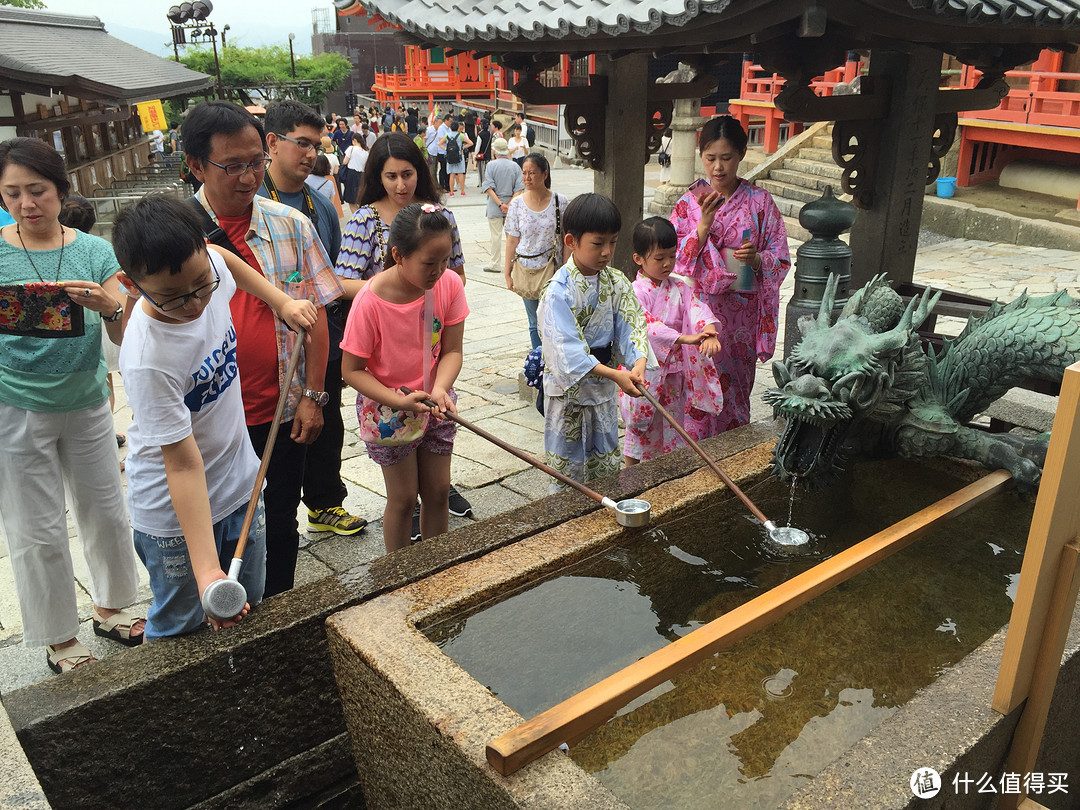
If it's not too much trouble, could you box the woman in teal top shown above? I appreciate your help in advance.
[0,138,143,674]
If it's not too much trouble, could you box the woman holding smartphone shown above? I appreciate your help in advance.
[670,116,791,434]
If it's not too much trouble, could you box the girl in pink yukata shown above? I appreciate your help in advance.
[670,116,791,432]
[341,203,468,553]
[621,218,724,465]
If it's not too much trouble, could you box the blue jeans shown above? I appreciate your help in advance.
[523,297,541,351]
[135,497,266,640]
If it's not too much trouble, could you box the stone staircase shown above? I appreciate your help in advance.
[750,125,850,242]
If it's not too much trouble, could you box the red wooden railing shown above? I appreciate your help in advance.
[727,56,863,153]
[954,50,1080,199]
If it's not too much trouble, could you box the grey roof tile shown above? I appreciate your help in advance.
[0,7,212,104]
[359,0,1080,45]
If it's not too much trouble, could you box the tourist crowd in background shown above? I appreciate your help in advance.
[0,94,789,674]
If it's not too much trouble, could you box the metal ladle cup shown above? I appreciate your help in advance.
[400,388,651,528]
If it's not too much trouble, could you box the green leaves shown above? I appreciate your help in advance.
[179,44,350,108]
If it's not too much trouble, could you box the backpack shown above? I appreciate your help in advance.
[525,124,536,147]
[445,133,462,165]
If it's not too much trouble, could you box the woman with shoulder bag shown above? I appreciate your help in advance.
[503,153,569,350]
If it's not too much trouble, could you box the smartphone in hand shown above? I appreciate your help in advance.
[688,178,711,201]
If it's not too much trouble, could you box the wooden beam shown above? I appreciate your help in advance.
[994,362,1080,713]
[486,469,1013,777]
[775,76,890,122]
[511,75,607,106]
[997,539,1080,810]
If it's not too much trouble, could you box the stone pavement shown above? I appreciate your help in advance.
[1,162,1078,692]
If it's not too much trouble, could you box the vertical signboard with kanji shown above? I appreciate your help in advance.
[136,100,167,133]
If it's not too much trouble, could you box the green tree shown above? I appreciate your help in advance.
[180,45,350,109]
[0,0,48,7]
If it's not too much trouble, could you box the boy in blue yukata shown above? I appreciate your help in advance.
[113,195,316,639]
[539,193,654,490]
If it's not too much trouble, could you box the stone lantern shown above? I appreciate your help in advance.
[784,186,857,357]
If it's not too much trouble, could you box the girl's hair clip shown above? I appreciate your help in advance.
[420,203,442,214]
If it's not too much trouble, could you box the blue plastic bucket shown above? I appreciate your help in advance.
[936,177,957,198]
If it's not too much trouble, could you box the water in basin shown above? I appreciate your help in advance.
[424,458,1031,809]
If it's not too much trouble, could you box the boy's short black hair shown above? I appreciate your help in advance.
[265,100,324,136]
[113,195,207,279]
[181,101,264,163]
[561,193,621,240]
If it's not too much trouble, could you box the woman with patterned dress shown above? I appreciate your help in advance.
[335,132,464,295]
[670,116,791,433]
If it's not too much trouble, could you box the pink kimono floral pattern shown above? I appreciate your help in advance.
[620,274,725,460]
[670,179,790,432]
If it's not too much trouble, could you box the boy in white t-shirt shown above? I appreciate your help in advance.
[113,196,317,639]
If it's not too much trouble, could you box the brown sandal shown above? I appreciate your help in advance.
[46,641,95,674]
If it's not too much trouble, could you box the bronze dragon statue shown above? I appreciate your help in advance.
[764,274,1080,490]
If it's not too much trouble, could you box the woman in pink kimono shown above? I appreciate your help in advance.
[670,116,791,432]
[621,218,724,464]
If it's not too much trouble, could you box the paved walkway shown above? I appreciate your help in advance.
[1,164,1078,691]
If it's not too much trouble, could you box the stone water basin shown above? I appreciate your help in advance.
[326,446,1033,810]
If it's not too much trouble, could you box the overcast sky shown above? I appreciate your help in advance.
[32,0,334,54]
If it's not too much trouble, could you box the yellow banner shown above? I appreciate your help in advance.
[136,100,167,132]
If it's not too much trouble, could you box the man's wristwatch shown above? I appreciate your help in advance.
[303,388,329,407]
[102,302,124,323]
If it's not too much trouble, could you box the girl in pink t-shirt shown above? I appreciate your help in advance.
[341,203,469,552]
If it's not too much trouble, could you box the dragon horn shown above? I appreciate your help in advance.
[817,273,839,328]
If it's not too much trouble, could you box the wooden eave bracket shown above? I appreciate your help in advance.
[776,76,891,122]
[935,75,1009,114]
[512,74,716,106]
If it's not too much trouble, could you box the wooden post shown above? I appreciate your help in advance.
[486,470,1012,777]
[997,540,1080,810]
[594,52,648,274]
[848,46,943,286]
[994,362,1080,714]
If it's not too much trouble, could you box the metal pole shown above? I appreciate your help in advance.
[289,34,297,80]
[211,32,223,100]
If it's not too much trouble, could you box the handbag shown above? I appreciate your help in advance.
[510,195,561,301]
[357,290,435,446]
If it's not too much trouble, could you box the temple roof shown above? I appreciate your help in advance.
[0,8,212,104]
[355,0,1080,67]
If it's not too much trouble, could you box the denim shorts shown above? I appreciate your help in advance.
[134,497,267,640]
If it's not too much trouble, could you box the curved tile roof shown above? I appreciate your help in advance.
[0,8,212,104]
[356,0,1080,46]
[361,0,732,42]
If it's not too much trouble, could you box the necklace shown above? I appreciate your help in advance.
[16,223,66,283]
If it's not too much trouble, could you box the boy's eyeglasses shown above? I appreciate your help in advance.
[275,134,318,153]
[131,271,221,312]
[205,156,271,176]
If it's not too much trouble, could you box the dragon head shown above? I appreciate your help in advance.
[764,275,941,484]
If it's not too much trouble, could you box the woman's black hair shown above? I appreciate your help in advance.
[351,131,367,147]
[0,137,70,200]
[312,154,331,176]
[522,153,551,188]
[632,216,677,260]
[112,194,208,279]
[58,194,96,233]
[386,202,452,264]
[561,192,621,239]
[699,115,748,155]
[357,132,441,207]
